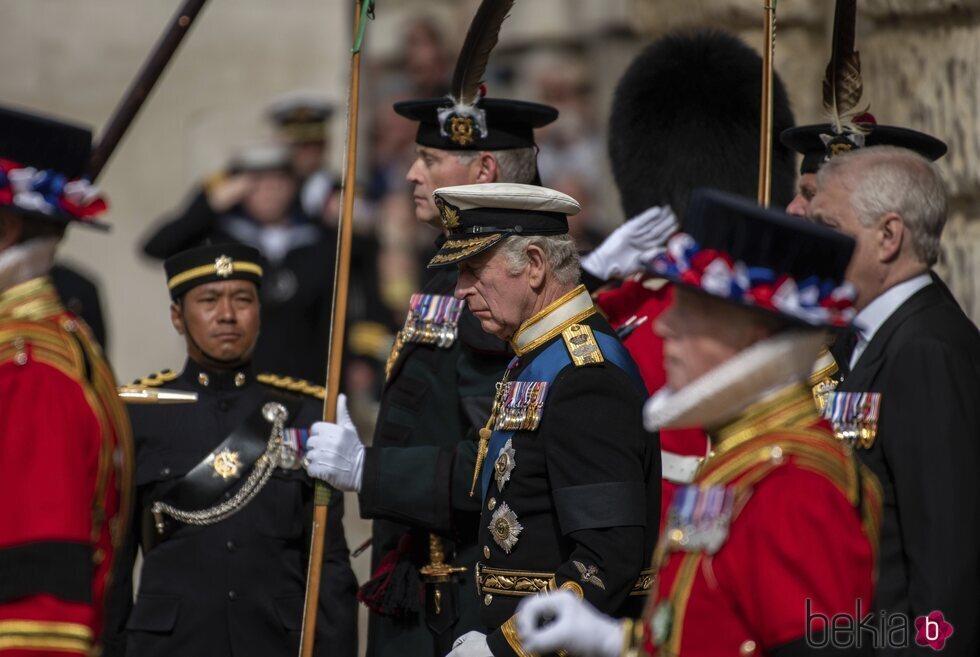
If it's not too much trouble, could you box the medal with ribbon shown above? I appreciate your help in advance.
[493,380,549,432]
[821,391,881,449]
[662,484,737,555]
[401,293,465,348]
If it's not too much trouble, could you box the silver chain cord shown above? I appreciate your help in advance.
[151,402,288,534]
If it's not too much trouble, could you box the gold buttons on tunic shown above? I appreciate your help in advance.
[234,372,246,387]
[483,545,491,559]
[483,594,493,606]
[487,497,497,511]
[739,640,757,656]
[198,372,210,386]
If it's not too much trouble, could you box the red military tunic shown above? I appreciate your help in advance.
[0,277,133,656]
[633,384,881,656]
[594,280,845,539]
[594,279,710,530]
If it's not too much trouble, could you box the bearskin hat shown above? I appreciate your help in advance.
[608,29,796,220]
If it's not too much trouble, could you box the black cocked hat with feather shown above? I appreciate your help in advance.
[780,0,947,174]
[394,0,557,151]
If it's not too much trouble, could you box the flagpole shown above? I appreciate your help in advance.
[298,1,373,655]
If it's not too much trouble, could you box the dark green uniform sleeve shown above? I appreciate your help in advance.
[359,312,508,533]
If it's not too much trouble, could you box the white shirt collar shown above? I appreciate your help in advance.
[851,273,932,367]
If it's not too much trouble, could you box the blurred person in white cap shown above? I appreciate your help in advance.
[142,142,337,381]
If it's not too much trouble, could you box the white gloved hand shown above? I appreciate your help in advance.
[305,393,365,492]
[581,205,679,281]
[516,591,624,657]
[446,631,493,657]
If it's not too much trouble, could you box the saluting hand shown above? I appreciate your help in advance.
[516,591,624,657]
[581,205,678,281]
[305,394,365,492]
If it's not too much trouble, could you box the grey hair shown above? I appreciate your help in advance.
[817,145,948,266]
[454,147,538,184]
[497,234,581,288]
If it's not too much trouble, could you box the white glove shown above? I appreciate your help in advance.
[516,591,624,657]
[305,394,365,492]
[581,205,678,281]
[446,631,492,657]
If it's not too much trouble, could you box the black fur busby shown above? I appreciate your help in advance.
[608,29,797,220]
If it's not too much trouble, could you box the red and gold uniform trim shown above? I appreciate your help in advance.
[0,277,134,648]
[0,619,93,653]
[647,384,882,656]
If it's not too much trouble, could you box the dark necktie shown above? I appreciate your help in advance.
[832,330,860,378]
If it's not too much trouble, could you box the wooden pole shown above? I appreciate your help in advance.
[87,0,210,181]
[298,2,369,655]
[757,0,776,207]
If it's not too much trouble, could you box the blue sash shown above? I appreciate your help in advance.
[480,331,643,500]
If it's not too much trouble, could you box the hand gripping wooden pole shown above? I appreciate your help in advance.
[757,0,777,207]
[87,0,211,181]
[298,2,373,655]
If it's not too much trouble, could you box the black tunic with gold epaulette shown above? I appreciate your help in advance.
[471,286,660,657]
[102,359,357,657]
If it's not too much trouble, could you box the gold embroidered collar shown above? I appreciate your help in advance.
[709,382,818,459]
[510,284,595,356]
[0,277,63,322]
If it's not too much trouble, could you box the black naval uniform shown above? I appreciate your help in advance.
[104,360,357,657]
[358,254,511,657]
[472,286,659,657]
[833,281,980,656]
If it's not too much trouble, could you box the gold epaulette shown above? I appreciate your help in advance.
[561,323,605,366]
[133,369,178,387]
[257,373,325,399]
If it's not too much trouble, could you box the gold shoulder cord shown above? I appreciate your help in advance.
[470,367,512,497]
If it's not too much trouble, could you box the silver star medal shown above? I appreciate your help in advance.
[489,502,523,554]
[494,439,516,491]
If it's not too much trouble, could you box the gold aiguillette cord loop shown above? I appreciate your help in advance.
[470,368,512,497]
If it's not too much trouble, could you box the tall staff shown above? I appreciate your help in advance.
[757,0,777,206]
[88,0,211,181]
[298,2,374,655]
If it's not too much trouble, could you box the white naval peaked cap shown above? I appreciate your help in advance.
[427,183,581,267]
[229,141,291,173]
[432,183,581,216]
